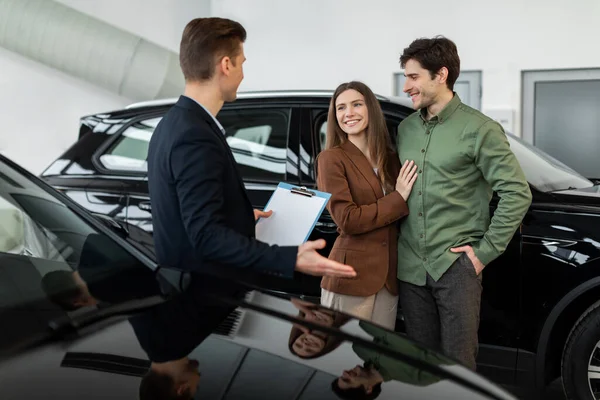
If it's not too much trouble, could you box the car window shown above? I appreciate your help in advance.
[218,107,291,181]
[0,159,156,353]
[316,114,401,153]
[304,111,401,184]
[98,108,291,182]
[98,117,160,173]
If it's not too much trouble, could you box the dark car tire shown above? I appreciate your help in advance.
[562,301,600,400]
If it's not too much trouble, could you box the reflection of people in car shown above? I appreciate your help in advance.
[131,274,241,400]
[333,362,383,400]
[288,298,350,359]
[139,356,202,400]
[41,233,161,311]
[41,270,97,311]
[331,321,451,399]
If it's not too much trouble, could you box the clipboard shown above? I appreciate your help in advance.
[255,182,332,246]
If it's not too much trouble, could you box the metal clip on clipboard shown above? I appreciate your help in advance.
[290,186,315,197]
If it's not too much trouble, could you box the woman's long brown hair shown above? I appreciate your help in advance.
[324,81,396,193]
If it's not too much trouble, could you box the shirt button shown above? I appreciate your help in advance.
[418,191,422,195]
[419,170,422,174]
[420,234,424,238]
[423,257,427,261]
[418,212,423,216]
[421,149,425,153]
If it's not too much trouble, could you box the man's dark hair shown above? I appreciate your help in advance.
[399,36,460,91]
[331,378,382,400]
[41,270,82,311]
[179,17,247,82]
[139,370,191,400]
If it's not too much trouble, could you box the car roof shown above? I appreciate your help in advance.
[125,90,414,109]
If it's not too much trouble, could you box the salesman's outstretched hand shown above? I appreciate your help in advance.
[295,239,356,278]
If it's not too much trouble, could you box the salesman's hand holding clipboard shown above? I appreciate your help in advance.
[254,182,356,278]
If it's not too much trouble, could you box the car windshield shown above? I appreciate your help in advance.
[0,157,159,355]
[506,133,594,192]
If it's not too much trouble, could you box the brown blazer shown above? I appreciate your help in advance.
[316,141,409,297]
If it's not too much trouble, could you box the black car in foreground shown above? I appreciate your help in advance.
[0,153,512,400]
[41,91,600,399]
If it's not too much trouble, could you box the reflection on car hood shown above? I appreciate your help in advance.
[552,185,600,205]
[558,185,600,195]
[0,265,515,400]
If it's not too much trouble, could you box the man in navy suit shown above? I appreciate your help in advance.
[147,18,355,285]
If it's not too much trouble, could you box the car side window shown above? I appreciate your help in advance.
[98,117,161,173]
[218,107,291,181]
[98,107,291,182]
[315,113,401,154]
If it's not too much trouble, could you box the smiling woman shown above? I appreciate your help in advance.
[315,81,417,330]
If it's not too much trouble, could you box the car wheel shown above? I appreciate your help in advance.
[562,301,600,400]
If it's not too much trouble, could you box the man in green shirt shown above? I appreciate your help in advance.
[395,37,532,371]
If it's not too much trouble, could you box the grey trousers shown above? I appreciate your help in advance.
[398,253,483,371]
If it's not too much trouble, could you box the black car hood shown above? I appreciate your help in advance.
[0,266,514,400]
[552,184,600,206]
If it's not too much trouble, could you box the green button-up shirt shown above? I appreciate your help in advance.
[396,94,532,286]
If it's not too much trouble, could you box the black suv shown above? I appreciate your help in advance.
[0,153,512,400]
[41,91,600,399]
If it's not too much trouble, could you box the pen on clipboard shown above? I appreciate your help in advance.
[290,186,316,197]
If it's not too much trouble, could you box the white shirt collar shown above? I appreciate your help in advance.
[184,96,225,135]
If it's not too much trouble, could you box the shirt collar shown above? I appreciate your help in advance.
[419,92,462,124]
[183,95,226,135]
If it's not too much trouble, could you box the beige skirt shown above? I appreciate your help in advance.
[321,286,398,331]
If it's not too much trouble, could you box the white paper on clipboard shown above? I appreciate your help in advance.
[255,182,331,246]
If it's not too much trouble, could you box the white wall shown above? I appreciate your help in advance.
[0,47,130,174]
[213,0,600,136]
[3,0,600,173]
[55,0,211,53]
[0,0,210,174]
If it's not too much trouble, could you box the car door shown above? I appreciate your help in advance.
[44,176,129,228]
[217,102,301,208]
[90,115,163,234]
[216,103,332,297]
[100,103,301,236]
[42,142,131,228]
[472,196,522,384]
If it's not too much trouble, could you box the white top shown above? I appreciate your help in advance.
[373,168,387,195]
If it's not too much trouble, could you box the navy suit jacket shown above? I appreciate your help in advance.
[147,96,296,280]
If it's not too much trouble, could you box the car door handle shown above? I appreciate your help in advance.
[315,222,336,228]
[314,221,338,234]
[138,201,152,212]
